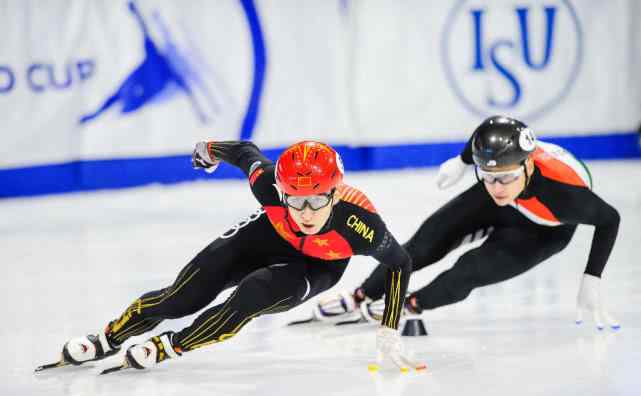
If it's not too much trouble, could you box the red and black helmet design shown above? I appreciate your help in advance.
[275,141,344,196]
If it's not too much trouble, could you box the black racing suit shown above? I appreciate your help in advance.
[106,141,411,352]
[360,139,620,311]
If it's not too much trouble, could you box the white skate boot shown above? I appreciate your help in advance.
[312,291,362,323]
[62,325,120,365]
[125,331,182,370]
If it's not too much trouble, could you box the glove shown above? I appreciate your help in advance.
[369,326,426,372]
[192,142,221,173]
[576,274,620,330]
[436,155,467,189]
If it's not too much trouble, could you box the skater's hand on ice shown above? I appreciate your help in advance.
[369,326,426,373]
[576,274,620,330]
[192,142,221,173]
[436,156,467,189]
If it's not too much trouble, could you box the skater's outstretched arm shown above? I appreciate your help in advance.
[539,179,621,330]
[371,233,411,330]
[192,140,281,209]
[435,132,476,189]
[543,183,619,278]
[193,140,271,175]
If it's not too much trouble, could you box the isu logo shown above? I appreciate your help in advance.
[442,0,583,121]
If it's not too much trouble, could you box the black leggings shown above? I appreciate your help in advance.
[360,183,576,310]
[107,210,348,351]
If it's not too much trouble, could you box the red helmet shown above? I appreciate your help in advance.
[275,141,344,196]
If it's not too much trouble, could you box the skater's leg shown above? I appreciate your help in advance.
[360,183,497,300]
[120,259,348,369]
[412,225,576,311]
[108,215,281,345]
[62,213,277,365]
[174,260,348,351]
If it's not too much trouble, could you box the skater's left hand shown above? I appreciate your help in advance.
[576,274,620,330]
[436,155,467,190]
[370,326,426,372]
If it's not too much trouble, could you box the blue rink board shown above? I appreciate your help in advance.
[1,132,640,198]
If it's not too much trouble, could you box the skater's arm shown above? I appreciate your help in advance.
[206,141,273,176]
[436,134,474,189]
[372,233,412,329]
[339,193,413,329]
[546,185,620,277]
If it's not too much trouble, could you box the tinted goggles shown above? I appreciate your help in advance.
[284,192,333,211]
[476,166,524,185]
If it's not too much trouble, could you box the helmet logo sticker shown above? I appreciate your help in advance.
[297,176,313,187]
[519,128,537,152]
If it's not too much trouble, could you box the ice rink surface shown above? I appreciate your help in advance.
[2,161,640,396]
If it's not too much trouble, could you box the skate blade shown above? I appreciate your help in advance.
[335,316,366,326]
[34,359,70,373]
[100,361,131,375]
[287,317,318,326]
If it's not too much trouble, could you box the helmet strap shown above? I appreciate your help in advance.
[320,189,337,230]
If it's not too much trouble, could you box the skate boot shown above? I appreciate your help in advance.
[312,291,362,323]
[125,331,182,370]
[62,323,120,365]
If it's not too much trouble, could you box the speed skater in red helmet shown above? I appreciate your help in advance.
[275,140,344,196]
[273,141,344,234]
[41,140,423,374]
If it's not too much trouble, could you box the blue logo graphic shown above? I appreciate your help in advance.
[442,0,583,121]
[80,1,218,124]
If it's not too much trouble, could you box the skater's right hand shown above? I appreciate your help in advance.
[436,155,467,189]
[192,142,221,173]
[369,326,426,373]
[576,274,620,330]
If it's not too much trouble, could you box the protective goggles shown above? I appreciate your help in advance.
[283,191,334,211]
[475,166,524,185]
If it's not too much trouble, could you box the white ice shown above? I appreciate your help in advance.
[1,161,640,396]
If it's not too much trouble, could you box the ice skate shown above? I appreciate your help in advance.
[312,291,361,323]
[101,331,181,374]
[35,324,120,372]
[62,324,120,366]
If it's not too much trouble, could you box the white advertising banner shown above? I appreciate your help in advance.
[347,0,641,144]
[0,0,639,195]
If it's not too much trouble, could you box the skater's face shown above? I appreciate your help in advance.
[481,158,534,206]
[287,191,338,235]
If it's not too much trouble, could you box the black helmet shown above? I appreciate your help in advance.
[471,115,537,169]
